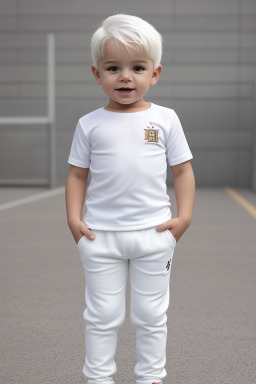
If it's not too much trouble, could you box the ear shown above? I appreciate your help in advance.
[150,64,162,86]
[91,65,101,85]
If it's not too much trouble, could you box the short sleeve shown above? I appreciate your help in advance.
[166,110,193,166]
[68,119,90,168]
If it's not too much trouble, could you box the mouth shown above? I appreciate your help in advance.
[115,88,135,94]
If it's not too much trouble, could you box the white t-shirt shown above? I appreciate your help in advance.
[68,102,193,231]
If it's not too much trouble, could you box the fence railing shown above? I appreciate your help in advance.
[0,34,56,188]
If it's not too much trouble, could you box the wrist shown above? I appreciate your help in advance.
[178,215,192,228]
[67,217,82,229]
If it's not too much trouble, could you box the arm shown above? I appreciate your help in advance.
[65,165,95,243]
[156,160,195,242]
[171,160,195,228]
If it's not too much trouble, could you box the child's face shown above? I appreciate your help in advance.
[92,38,162,111]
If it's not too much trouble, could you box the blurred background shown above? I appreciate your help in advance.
[0,0,256,189]
[1,2,256,384]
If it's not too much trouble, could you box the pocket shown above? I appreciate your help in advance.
[77,235,85,248]
[166,229,177,246]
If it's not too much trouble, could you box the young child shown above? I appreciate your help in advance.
[65,14,195,384]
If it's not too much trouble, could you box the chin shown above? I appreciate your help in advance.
[114,100,135,105]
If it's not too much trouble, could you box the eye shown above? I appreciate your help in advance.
[133,66,145,72]
[107,66,119,72]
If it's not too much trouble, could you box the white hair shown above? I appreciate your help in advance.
[91,14,163,70]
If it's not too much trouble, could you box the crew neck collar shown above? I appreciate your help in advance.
[99,103,154,116]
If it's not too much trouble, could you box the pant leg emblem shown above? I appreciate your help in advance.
[166,259,171,271]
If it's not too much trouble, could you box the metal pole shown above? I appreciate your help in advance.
[253,81,256,191]
[47,33,56,189]
[0,117,49,125]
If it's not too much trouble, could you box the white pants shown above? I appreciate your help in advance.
[77,226,176,384]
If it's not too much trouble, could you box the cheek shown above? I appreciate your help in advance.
[101,76,115,89]
[137,78,151,91]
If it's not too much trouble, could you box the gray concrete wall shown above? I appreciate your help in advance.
[0,0,256,187]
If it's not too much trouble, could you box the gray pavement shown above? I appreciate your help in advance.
[0,187,256,384]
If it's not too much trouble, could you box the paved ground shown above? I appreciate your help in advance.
[0,187,256,384]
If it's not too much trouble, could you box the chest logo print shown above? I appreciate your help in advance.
[144,124,158,143]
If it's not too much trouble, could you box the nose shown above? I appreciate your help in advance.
[119,68,132,82]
